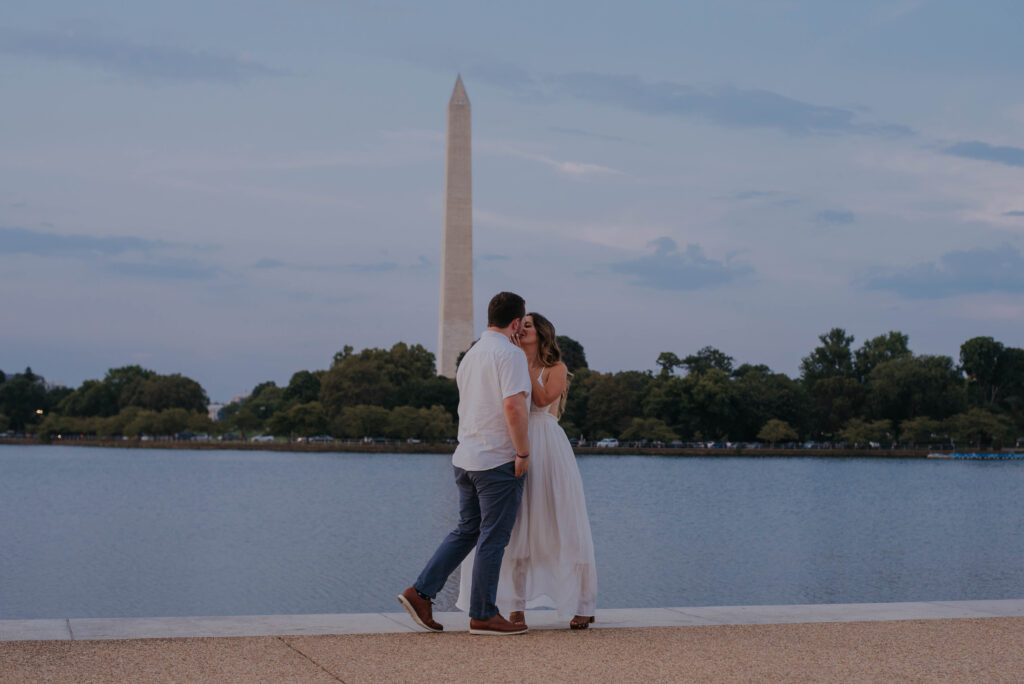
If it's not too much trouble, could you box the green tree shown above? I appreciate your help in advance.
[801,328,855,384]
[656,352,683,378]
[855,331,911,382]
[898,416,944,446]
[57,379,119,417]
[126,374,208,413]
[334,404,391,438]
[585,371,651,438]
[271,401,328,437]
[757,419,798,446]
[0,413,9,432]
[103,365,156,409]
[619,417,678,442]
[947,409,1015,449]
[683,346,734,376]
[387,405,427,439]
[405,375,458,416]
[320,342,438,416]
[560,367,596,438]
[228,407,263,438]
[96,407,143,437]
[730,365,813,440]
[641,374,690,436]
[557,335,588,373]
[838,418,893,446]
[0,368,48,431]
[807,376,863,437]
[420,404,456,441]
[124,409,160,437]
[687,369,740,440]
[243,383,285,425]
[960,337,1003,404]
[866,355,965,424]
[152,408,193,435]
[959,337,1024,415]
[283,371,322,405]
[188,411,215,434]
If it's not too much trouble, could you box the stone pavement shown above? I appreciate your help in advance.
[2,600,1023,682]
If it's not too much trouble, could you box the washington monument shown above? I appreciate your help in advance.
[437,76,473,378]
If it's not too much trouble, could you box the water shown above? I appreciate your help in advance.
[1,445,1022,620]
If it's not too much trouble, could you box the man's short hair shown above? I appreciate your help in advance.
[488,291,526,328]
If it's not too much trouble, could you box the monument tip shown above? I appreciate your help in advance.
[450,75,469,106]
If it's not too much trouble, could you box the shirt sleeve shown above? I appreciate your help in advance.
[497,347,532,399]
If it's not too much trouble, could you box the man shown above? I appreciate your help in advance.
[399,291,532,635]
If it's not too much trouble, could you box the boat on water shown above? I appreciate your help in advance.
[927,452,1024,460]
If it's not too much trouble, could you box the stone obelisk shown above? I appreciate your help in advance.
[437,76,473,378]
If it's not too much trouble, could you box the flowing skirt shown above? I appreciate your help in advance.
[456,412,597,618]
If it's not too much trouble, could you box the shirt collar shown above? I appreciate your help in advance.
[481,330,511,344]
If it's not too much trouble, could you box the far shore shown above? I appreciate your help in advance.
[0,437,958,458]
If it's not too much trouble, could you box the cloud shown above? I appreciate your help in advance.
[942,141,1024,168]
[105,259,222,280]
[546,72,911,137]
[0,225,225,281]
[449,60,911,138]
[860,244,1024,299]
[734,190,780,200]
[1005,211,1024,217]
[0,226,168,256]
[482,141,621,177]
[608,237,753,291]
[0,26,279,84]
[814,210,855,225]
[250,256,431,274]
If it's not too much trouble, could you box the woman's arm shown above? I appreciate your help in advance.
[532,362,568,407]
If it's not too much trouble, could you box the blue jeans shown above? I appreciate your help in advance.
[414,461,524,620]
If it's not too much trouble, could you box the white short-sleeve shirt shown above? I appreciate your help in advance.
[451,330,532,471]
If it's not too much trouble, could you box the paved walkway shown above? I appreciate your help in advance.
[3,600,1023,682]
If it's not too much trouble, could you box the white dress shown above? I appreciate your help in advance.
[456,370,598,618]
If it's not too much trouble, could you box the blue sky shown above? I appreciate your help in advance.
[3,0,1023,400]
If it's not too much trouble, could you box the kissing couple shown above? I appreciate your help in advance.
[399,291,598,634]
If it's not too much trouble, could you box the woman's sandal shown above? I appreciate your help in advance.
[509,611,525,625]
[570,615,595,630]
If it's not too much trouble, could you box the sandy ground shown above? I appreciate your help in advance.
[3,617,1023,683]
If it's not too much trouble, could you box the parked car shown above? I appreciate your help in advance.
[307,435,334,443]
[595,438,620,448]
[250,435,275,443]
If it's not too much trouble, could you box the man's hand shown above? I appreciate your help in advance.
[515,454,529,478]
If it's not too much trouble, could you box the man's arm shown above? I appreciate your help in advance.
[503,391,530,477]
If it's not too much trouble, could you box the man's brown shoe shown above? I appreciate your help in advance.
[469,613,528,635]
[397,586,443,632]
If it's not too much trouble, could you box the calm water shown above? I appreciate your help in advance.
[1,445,1022,620]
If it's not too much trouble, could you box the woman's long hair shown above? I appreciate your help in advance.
[528,312,571,416]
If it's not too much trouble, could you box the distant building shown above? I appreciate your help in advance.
[208,392,250,421]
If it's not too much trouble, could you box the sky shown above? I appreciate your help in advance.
[2,1,1023,401]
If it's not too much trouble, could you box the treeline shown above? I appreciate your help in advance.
[558,331,1022,449]
[218,343,458,440]
[3,330,1022,448]
[0,366,211,437]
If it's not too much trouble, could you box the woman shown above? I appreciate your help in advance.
[457,312,597,629]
